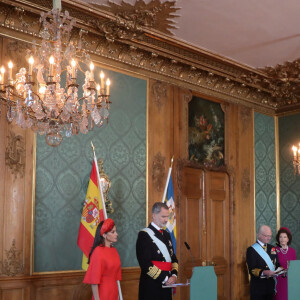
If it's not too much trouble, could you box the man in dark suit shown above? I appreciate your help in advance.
[136,202,178,300]
[246,225,280,300]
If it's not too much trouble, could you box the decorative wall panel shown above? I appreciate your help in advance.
[279,114,300,256]
[254,113,276,243]
[34,66,147,271]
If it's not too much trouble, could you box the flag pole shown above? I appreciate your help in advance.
[91,142,123,300]
[91,142,108,219]
[161,156,174,203]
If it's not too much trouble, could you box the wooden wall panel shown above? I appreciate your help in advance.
[173,87,193,300]
[0,36,6,273]
[227,104,255,300]
[119,267,140,300]
[180,167,204,300]
[1,289,25,300]
[147,79,174,222]
[0,37,34,280]
[147,81,183,300]
[0,278,32,300]
[23,131,34,275]
[36,285,79,300]
[206,171,230,300]
[0,268,140,300]
[186,198,201,259]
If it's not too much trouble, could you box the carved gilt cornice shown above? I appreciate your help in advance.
[242,59,300,113]
[0,0,289,113]
[91,0,179,41]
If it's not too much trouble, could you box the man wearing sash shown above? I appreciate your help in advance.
[136,202,178,300]
[246,225,280,300]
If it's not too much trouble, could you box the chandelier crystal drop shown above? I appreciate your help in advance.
[0,8,111,147]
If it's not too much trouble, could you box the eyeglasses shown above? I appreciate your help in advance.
[262,234,272,238]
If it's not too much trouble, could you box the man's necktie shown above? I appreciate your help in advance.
[159,229,163,234]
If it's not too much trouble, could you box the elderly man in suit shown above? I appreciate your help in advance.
[246,225,281,300]
[136,202,178,300]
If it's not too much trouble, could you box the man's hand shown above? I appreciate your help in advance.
[165,275,177,285]
[262,270,275,277]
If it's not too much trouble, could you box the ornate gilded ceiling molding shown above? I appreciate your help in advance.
[151,80,168,110]
[5,132,26,178]
[91,0,179,40]
[241,59,300,112]
[0,239,24,276]
[152,152,166,192]
[0,1,276,112]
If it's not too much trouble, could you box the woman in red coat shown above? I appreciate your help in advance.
[83,218,121,300]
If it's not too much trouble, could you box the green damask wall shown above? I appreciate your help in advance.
[279,114,300,256]
[34,66,147,271]
[254,112,277,243]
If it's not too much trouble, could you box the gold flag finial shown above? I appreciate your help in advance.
[171,156,174,168]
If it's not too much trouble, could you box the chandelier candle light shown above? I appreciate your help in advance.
[292,145,300,175]
[0,0,111,147]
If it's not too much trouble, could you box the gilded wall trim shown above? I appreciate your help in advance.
[5,131,26,178]
[151,80,168,110]
[152,152,166,192]
[0,0,291,114]
[241,168,250,200]
[0,239,24,276]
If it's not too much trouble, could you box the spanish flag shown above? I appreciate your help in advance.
[77,156,106,270]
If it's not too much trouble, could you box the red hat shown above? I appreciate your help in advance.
[279,227,291,234]
[100,218,115,236]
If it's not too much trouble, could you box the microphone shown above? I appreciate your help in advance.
[184,241,195,271]
[184,241,190,250]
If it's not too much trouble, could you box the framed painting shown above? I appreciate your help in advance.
[188,96,225,167]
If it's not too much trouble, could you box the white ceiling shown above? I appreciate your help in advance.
[81,0,300,68]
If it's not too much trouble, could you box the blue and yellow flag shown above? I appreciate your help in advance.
[164,175,177,254]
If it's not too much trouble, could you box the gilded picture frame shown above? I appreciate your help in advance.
[188,96,225,167]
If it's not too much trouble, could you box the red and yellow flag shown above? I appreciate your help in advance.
[77,157,105,270]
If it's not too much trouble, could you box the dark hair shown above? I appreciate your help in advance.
[276,228,292,246]
[88,221,105,264]
[152,202,169,214]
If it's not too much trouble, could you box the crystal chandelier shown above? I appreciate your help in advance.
[0,6,111,147]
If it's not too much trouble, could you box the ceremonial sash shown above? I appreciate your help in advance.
[143,228,171,262]
[251,243,275,271]
[251,242,277,292]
